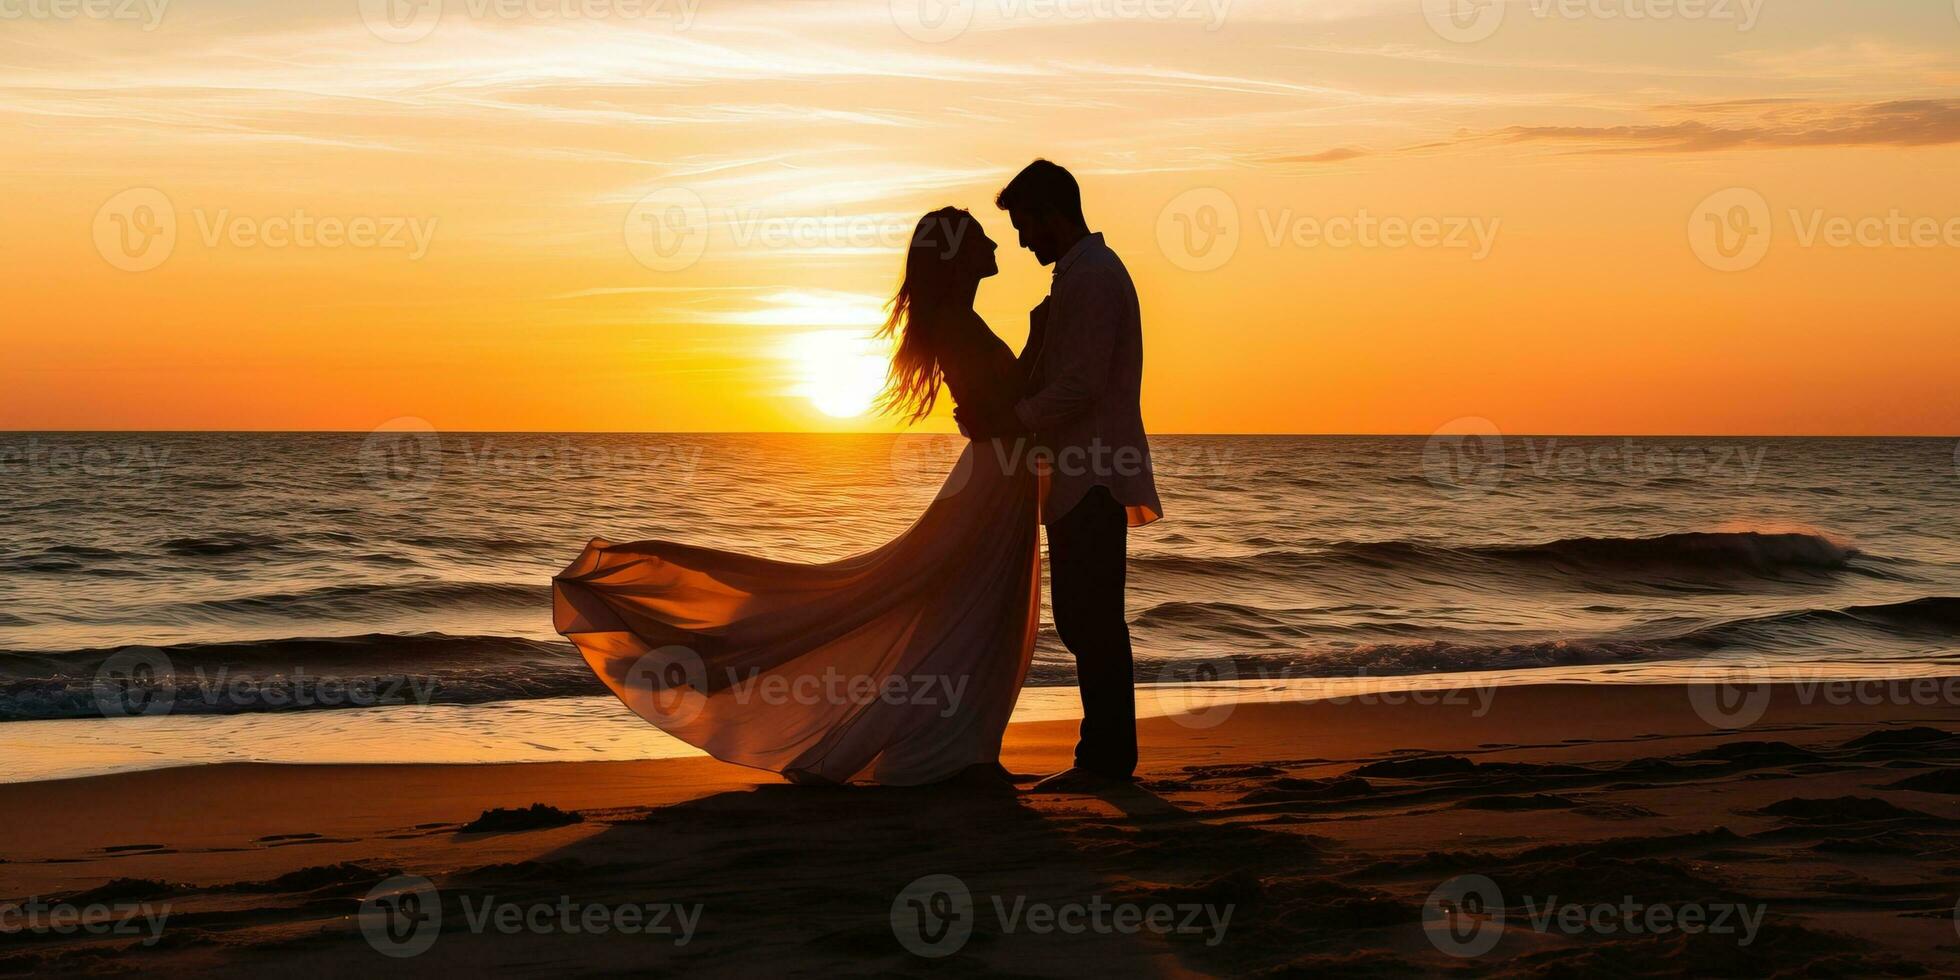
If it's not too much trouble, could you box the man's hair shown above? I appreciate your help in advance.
[995,159,1083,222]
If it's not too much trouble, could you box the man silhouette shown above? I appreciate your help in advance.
[957,159,1162,791]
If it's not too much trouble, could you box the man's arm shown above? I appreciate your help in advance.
[1010,265,1124,432]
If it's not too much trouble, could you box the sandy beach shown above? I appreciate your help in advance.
[6,679,1960,975]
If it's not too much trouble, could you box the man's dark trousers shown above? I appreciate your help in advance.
[1046,485,1136,778]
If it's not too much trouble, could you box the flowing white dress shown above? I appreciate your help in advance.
[552,321,1040,785]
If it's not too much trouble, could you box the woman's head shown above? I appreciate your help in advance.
[876,208,998,423]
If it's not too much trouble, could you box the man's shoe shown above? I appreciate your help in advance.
[1031,767,1133,793]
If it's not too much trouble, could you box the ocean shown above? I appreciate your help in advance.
[3,433,1956,779]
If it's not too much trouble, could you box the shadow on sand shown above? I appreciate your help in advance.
[484,779,1320,975]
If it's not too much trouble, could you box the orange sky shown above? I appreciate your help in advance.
[3,0,1957,434]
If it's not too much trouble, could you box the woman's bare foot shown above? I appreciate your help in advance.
[782,768,843,787]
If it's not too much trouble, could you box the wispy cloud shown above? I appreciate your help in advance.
[1498,99,1960,153]
[1261,146,1370,165]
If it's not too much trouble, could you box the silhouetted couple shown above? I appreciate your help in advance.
[554,160,1159,793]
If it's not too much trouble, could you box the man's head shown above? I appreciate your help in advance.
[996,159,1089,266]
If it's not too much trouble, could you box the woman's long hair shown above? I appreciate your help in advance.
[877,207,975,424]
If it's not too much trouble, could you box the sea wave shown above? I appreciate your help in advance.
[1132,601,1302,639]
[1132,530,1876,591]
[1474,530,1858,572]
[1664,596,1960,650]
[180,581,548,619]
[0,629,1111,722]
[0,633,595,722]
[5,592,1953,721]
[1177,638,1674,678]
[1123,595,1960,679]
[157,533,287,557]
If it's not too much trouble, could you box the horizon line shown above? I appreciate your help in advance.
[4,430,1956,439]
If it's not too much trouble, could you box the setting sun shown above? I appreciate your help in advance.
[790,330,890,419]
